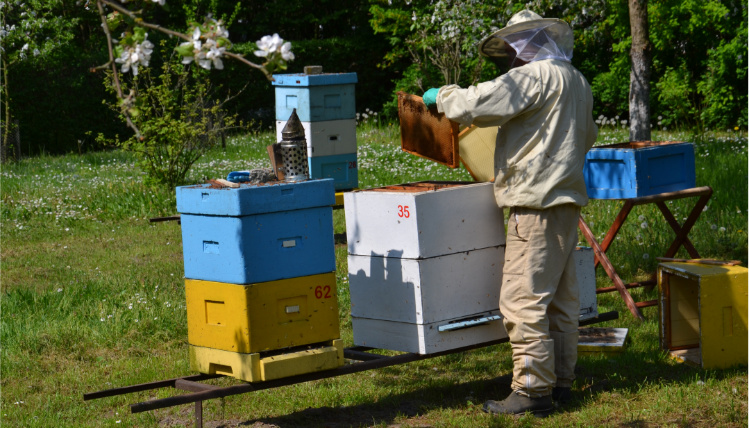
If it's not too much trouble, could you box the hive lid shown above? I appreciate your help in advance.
[397,92,460,168]
[458,125,498,182]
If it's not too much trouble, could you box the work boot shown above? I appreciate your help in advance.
[552,387,572,405]
[482,391,553,416]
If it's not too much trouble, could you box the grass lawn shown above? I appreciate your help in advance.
[1,123,747,427]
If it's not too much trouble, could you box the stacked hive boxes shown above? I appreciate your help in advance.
[344,182,508,354]
[273,71,358,191]
[176,179,344,382]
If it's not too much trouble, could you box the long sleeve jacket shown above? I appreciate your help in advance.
[436,59,597,209]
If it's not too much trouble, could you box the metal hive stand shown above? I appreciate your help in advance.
[84,311,618,427]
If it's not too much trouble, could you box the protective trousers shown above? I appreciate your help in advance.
[500,204,580,397]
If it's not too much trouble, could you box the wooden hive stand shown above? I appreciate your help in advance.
[578,186,713,320]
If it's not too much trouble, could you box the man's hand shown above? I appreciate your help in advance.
[422,88,440,109]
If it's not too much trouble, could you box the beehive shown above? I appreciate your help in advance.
[273,71,358,190]
[345,181,507,354]
[176,179,335,284]
[658,262,748,369]
[583,141,696,199]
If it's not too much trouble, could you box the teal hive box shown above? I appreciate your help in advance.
[272,72,357,122]
[176,179,336,284]
[309,153,358,191]
[584,141,695,199]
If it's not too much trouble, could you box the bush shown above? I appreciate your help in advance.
[98,53,243,187]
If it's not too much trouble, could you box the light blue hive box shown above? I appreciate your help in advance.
[584,142,696,199]
[176,179,336,284]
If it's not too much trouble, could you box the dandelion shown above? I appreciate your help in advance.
[711,224,718,230]
[57,288,63,292]
[640,222,648,229]
[643,253,650,260]
[703,205,709,212]
[719,227,726,232]
[638,215,645,221]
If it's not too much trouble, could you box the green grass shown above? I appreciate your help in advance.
[1,122,746,427]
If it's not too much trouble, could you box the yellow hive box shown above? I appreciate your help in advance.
[189,340,344,382]
[185,272,340,354]
[658,262,748,369]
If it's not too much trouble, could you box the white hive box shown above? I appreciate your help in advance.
[352,313,506,355]
[276,119,357,158]
[348,245,507,354]
[576,247,599,320]
[349,245,505,323]
[344,182,505,259]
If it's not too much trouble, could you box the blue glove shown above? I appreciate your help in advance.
[422,88,440,109]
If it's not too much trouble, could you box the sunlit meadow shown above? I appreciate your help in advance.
[1,114,746,427]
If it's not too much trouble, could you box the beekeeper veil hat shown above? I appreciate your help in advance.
[478,10,573,64]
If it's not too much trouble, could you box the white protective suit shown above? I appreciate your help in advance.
[434,13,597,398]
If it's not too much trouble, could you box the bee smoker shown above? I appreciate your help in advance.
[277,109,309,182]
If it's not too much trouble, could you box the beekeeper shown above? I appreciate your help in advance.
[423,10,598,416]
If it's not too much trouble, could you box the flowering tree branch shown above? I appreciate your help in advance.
[92,0,295,139]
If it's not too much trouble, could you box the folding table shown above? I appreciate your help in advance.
[578,186,713,320]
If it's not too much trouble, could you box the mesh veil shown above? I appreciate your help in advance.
[501,22,573,65]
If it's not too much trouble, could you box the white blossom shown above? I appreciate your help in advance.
[115,38,154,76]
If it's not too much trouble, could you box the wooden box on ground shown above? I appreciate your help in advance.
[176,179,335,284]
[344,182,505,259]
[658,262,748,369]
[583,141,695,199]
[185,272,340,354]
[189,340,344,383]
[578,328,628,356]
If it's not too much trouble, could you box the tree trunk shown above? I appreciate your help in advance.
[628,0,652,141]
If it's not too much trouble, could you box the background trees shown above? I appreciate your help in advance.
[1,0,746,158]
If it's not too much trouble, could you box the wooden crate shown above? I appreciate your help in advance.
[658,262,748,369]
[583,141,695,199]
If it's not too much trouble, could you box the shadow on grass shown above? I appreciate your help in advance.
[227,346,746,428]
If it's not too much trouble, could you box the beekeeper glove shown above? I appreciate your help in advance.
[422,88,440,109]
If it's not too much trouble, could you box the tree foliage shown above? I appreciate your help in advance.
[2,0,746,162]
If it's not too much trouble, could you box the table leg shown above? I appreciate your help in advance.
[593,201,635,269]
[579,217,645,320]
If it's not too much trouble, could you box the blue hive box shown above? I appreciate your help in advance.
[272,73,357,122]
[176,179,336,284]
[583,141,696,199]
[309,153,358,191]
